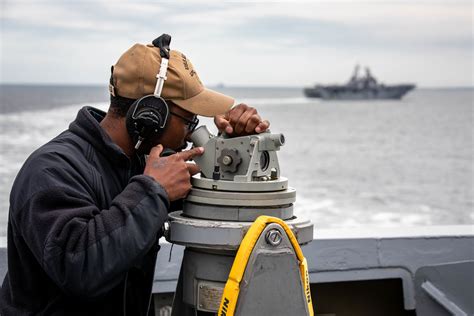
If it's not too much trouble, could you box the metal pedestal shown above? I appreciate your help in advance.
[167,176,313,315]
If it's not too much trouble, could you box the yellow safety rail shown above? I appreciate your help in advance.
[218,215,314,316]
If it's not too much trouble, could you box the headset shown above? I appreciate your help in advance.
[125,34,172,151]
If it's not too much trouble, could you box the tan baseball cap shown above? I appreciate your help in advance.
[110,43,234,117]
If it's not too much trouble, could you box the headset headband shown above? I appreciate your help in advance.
[152,34,171,98]
[126,34,173,151]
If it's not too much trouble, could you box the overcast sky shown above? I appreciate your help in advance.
[1,0,472,87]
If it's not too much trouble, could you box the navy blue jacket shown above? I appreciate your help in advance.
[0,107,170,315]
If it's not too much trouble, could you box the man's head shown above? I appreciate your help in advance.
[107,41,234,153]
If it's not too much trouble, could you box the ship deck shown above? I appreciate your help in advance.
[1,225,473,315]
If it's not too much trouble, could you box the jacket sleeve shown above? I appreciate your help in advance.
[11,152,170,299]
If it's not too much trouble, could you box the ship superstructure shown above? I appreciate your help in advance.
[304,65,415,100]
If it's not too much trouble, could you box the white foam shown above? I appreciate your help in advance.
[371,212,401,223]
[400,214,433,225]
[369,211,434,227]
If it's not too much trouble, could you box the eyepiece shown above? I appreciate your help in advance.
[190,126,213,147]
[268,133,285,147]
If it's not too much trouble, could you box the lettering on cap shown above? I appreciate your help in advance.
[181,53,189,70]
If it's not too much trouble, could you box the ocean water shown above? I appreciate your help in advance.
[0,85,472,236]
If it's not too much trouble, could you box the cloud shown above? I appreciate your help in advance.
[0,1,472,86]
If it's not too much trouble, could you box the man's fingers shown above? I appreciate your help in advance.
[255,120,270,133]
[186,162,201,175]
[235,108,258,134]
[214,103,269,136]
[244,114,262,133]
[214,115,233,134]
[227,104,247,126]
[178,147,204,161]
[149,144,163,157]
[214,115,227,128]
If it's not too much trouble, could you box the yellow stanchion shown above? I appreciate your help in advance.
[218,215,314,316]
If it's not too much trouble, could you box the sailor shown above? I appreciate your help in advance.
[0,37,270,315]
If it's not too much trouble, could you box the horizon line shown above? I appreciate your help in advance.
[0,82,473,90]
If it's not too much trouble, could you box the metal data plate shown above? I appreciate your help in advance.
[197,280,225,312]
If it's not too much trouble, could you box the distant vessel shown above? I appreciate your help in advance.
[304,65,415,100]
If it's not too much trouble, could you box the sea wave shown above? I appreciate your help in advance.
[0,102,109,148]
[0,102,109,119]
[0,87,473,237]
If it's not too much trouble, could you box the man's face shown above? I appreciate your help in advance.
[153,102,198,152]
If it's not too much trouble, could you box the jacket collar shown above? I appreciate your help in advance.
[69,106,131,167]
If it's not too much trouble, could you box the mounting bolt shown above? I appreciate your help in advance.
[265,229,282,246]
[222,155,233,166]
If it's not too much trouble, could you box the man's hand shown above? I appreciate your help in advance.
[214,103,270,136]
[144,145,203,201]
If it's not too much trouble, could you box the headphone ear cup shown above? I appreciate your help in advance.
[126,96,170,146]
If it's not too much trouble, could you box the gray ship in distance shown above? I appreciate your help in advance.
[304,65,416,100]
